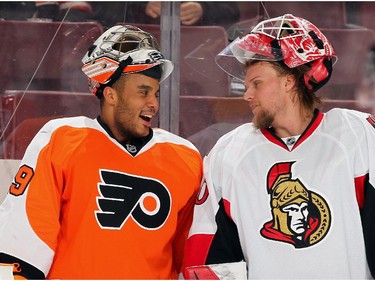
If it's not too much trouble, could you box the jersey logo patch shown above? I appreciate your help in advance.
[196,179,209,205]
[366,115,375,129]
[260,162,331,248]
[95,169,171,230]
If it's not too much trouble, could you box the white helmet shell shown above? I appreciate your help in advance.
[82,25,174,94]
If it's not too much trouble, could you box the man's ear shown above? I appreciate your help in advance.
[102,86,117,105]
[285,74,296,91]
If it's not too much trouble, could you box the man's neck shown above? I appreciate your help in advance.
[272,108,314,138]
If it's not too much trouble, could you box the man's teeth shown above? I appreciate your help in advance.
[141,114,152,121]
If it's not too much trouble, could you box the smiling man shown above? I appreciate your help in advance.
[0,25,202,279]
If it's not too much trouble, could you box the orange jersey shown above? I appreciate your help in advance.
[0,116,202,279]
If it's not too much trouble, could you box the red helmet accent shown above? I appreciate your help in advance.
[216,14,337,91]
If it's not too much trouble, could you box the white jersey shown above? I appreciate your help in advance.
[183,108,375,279]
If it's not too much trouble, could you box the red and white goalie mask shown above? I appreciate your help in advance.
[216,14,337,91]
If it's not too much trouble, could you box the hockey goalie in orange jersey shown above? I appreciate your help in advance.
[0,25,202,279]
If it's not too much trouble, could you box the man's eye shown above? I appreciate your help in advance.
[254,81,261,88]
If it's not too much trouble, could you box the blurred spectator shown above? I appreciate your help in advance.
[26,2,240,30]
[144,1,239,27]
[33,1,92,22]
[91,1,240,29]
[90,2,153,28]
[0,1,36,20]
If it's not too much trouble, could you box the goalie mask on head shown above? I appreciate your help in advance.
[215,14,337,91]
[82,25,174,98]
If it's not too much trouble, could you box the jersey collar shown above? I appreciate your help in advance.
[97,116,153,156]
[260,109,323,151]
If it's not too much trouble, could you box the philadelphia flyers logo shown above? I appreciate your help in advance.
[95,169,171,230]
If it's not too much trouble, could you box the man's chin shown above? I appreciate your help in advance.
[252,110,274,130]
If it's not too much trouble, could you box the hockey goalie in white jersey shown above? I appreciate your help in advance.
[182,14,375,279]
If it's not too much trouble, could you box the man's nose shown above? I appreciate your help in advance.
[243,88,253,101]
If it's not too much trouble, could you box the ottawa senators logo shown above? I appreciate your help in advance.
[260,162,331,248]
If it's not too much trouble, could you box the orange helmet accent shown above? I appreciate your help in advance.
[81,25,173,96]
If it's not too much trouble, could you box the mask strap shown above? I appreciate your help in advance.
[106,56,134,86]
[94,56,133,99]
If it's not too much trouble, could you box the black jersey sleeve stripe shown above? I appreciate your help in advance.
[0,253,45,279]
[206,199,244,264]
[360,174,375,278]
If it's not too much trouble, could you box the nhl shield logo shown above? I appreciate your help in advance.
[260,162,331,248]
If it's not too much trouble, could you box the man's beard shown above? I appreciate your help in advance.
[252,109,274,130]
